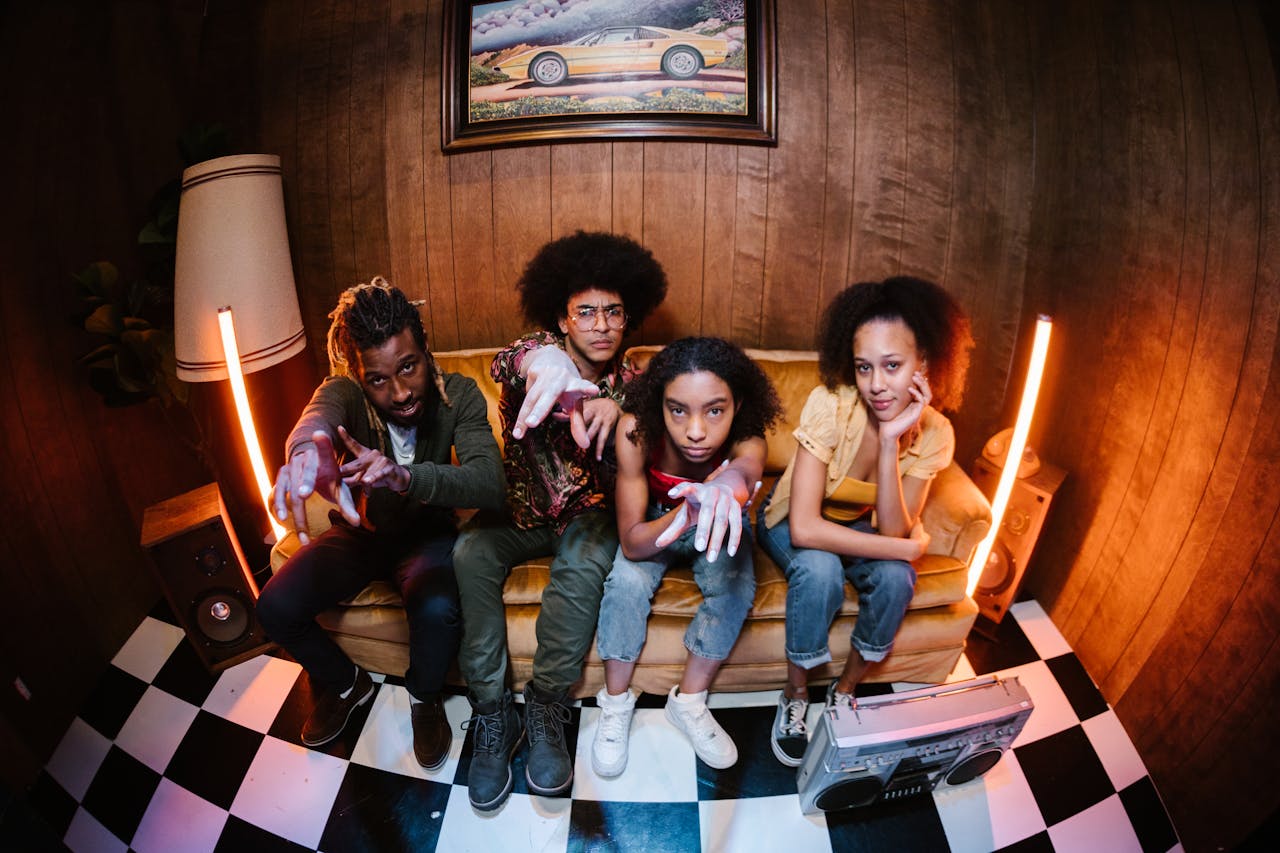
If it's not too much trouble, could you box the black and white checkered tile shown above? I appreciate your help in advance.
[31,601,1180,852]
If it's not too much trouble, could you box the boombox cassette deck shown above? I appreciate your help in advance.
[797,675,1033,813]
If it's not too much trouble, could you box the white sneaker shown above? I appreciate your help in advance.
[591,688,637,777]
[664,686,738,769]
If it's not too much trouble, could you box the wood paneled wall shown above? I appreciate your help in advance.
[0,1,215,786]
[2,1,1276,847]
[1025,3,1280,848]
[254,0,1034,469]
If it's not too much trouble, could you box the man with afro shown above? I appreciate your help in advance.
[453,231,668,812]
[259,278,505,768]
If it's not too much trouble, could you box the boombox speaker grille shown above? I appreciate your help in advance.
[944,747,1004,785]
[814,775,885,811]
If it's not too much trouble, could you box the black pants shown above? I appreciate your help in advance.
[257,521,461,700]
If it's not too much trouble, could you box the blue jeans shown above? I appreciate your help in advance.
[756,502,916,668]
[597,504,756,662]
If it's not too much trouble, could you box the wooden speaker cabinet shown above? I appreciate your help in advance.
[140,483,274,671]
[969,457,1066,625]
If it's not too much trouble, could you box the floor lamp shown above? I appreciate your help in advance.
[174,154,306,542]
[967,315,1054,598]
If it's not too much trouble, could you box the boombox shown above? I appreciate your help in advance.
[797,676,1033,813]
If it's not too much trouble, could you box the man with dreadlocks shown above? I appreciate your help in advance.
[453,231,668,812]
[258,277,504,769]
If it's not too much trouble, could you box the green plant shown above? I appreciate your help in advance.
[72,261,183,407]
[72,124,230,407]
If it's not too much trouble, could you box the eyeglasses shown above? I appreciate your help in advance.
[568,304,627,331]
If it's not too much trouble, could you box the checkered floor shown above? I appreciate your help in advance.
[27,600,1180,852]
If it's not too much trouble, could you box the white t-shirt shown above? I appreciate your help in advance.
[386,422,417,466]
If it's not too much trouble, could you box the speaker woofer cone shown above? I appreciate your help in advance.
[976,540,1017,595]
[193,590,251,644]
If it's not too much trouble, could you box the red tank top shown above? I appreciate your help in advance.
[645,446,728,508]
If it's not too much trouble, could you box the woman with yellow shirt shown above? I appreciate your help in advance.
[756,277,973,767]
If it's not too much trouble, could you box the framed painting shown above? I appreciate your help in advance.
[442,0,777,151]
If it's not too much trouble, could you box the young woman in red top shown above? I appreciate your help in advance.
[592,337,782,776]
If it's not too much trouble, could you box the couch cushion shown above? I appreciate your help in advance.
[329,548,969,618]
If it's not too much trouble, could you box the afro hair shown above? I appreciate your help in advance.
[517,230,668,332]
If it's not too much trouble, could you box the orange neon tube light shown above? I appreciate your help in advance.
[968,315,1053,597]
[217,306,287,541]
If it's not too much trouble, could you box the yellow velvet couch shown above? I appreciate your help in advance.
[269,346,991,698]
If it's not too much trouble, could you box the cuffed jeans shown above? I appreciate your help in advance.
[756,503,916,668]
[597,504,755,663]
[256,521,460,700]
[452,509,617,703]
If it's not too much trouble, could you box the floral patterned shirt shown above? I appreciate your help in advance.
[491,331,639,532]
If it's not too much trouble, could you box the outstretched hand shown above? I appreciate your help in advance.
[337,425,411,493]
[513,346,601,446]
[271,430,360,544]
[655,479,746,563]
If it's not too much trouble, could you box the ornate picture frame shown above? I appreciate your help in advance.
[442,0,777,151]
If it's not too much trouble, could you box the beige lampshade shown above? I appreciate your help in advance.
[174,154,305,382]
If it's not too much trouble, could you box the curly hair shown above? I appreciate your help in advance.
[326,277,449,450]
[623,337,783,452]
[817,276,973,411]
[517,231,668,332]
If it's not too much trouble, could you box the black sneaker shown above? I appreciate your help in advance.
[465,692,523,812]
[523,683,573,796]
[771,692,808,767]
[301,667,374,747]
[825,679,855,711]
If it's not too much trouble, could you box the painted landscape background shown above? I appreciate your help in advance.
[467,0,750,120]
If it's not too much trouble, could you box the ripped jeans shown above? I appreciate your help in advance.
[596,503,755,662]
[757,506,916,668]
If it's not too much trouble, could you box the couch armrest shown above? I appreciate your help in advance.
[920,462,992,565]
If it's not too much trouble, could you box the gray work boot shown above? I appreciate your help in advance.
[523,683,573,795]
[465,691,522,811]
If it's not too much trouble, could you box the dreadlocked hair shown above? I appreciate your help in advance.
[325,276,449,453]
[622,337,783,451]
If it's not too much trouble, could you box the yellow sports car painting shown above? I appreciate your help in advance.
[495,25,729,86]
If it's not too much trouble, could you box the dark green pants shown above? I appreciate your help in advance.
[452,509,617,703]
